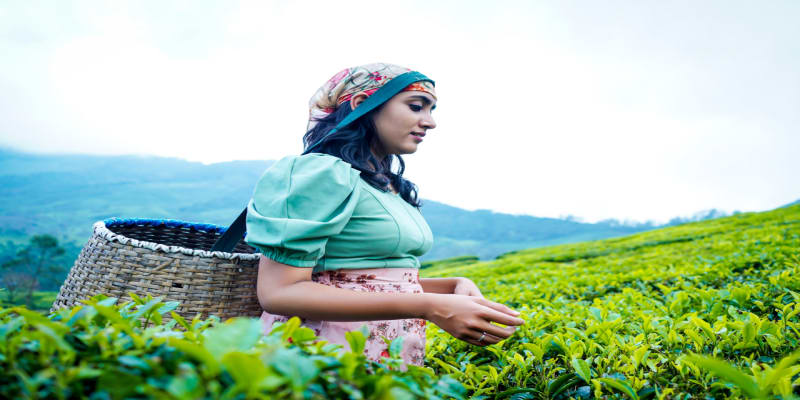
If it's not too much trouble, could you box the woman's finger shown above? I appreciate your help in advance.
[476,321,517,339]
[477,298,521,317]
[463,330,501,346]
[479,307,525,327]
[463,338,483,346]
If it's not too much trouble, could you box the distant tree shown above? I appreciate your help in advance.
[0,234,66,307]
[0,270,30,304]
[0,240,20,264]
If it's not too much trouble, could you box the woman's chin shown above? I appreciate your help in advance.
[401,143,420,154]
[386,142,419,156]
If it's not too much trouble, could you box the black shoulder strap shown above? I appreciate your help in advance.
[211,207,248,253]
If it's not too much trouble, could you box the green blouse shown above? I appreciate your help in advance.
[244,153,434,272]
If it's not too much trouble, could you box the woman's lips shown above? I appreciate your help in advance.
[411,132,424,142]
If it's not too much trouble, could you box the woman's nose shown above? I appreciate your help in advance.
[421,114,436,130]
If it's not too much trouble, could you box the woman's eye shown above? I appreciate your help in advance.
[409,104,422,112]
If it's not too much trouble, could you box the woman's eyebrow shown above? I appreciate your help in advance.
[408,95,437,108]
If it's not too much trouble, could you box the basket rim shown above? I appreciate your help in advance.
[95,218,260,261]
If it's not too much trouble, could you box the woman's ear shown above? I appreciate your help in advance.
[350,92,369,110]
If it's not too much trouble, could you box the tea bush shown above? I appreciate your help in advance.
[423,204,800,399]
[3,204,798,399]
[0,294,464,399]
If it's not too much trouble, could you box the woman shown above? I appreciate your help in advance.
[245,63,524,366]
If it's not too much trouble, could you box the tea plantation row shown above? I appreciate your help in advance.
[1,204,798,398]
[423,204,800,398]
[0,294,463,399]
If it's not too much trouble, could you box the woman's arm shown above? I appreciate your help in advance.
[419,277,460,294]
[256,255,524,346]
[420,277,484,297]
[258,255,429,321]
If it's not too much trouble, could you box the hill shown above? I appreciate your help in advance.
[781,198,800,208]
[0,148,666,263]
[0,148,271,243]
[420,203,800,397]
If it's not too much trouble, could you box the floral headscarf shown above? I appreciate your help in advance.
[307,63,437,131]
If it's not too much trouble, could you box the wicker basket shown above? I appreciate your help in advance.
[51,218,262,321]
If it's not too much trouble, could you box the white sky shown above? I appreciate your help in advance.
[1,1,798,224]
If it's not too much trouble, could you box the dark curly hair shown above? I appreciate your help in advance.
[300,103,422,208]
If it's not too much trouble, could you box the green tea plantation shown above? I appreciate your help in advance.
[1,204,798,399]
[423,203,800,399]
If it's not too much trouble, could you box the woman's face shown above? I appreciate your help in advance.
[352,91,437,158]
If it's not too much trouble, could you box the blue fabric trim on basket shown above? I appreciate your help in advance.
[103,218,228,233]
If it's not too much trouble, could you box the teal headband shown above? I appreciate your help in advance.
[304,71,435,154]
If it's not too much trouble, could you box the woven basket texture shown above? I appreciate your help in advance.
[51,219,262,321]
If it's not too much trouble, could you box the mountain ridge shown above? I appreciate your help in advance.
[0,147,736,260]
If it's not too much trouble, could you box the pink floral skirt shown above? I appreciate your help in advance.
[260,268,427,366]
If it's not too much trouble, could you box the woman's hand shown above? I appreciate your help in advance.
[453,277,483,298]
[423,293,524,347]
[419,277,484,296]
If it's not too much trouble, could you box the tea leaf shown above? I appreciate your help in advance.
[572,357,592,383]
[596,377,639,400]
[686,355,764,398]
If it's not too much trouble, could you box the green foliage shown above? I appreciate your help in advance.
[685,350,800,399]
[4,147,799,398]
[0,293,465,399]
[421,255,480,270]
[422,204,800,398]
[0,290,57,312]
[1,234,67,305]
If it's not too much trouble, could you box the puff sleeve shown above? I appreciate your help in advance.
[244,154,361,267]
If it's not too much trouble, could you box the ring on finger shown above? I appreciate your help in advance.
[478,332,486,342]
